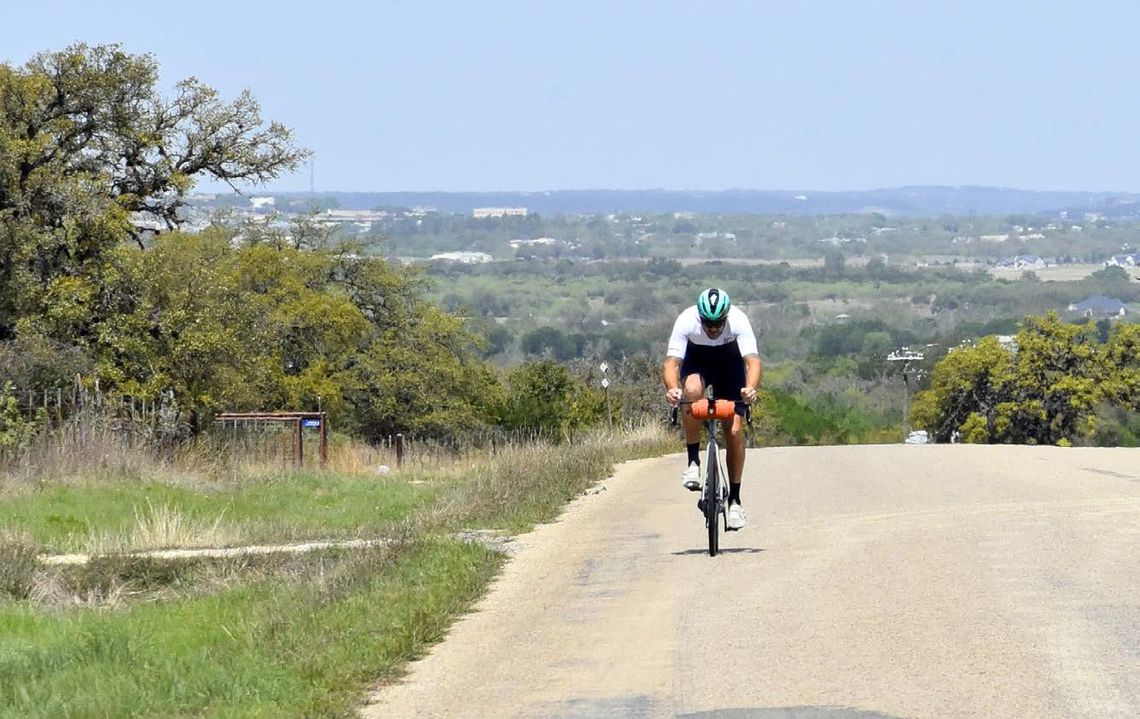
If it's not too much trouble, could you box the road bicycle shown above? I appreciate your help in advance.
[672,398,751,557]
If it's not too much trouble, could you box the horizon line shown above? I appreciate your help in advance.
[223,184,1140,196]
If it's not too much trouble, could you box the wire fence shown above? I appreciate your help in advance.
[367,427,562,470]
[4,379,185,462]
[4,375,662,474]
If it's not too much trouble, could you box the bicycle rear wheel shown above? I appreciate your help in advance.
[705,442,719,556]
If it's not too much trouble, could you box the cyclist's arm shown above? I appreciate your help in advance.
[663,312,690,394]
[742,353,762,402]
[663,356,683,391]
[733,308,762,400]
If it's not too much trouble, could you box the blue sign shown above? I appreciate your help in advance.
[302,418,321,428]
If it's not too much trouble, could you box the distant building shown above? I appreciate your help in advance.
[508,237,563,248]
[129,213,166,232]
[250,196,276,210]
[1106,253,1139,267]
[695,231,737,241]
[320,209,386,223]
[996,255,1046,270]
[473,207,527,218]
[430,252,493,264]
[1067,295,1128,318]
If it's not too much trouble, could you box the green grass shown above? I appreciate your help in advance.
[0,539,501,718]
[0,473,433,553]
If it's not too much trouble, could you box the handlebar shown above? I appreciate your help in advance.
[670,398,752,426]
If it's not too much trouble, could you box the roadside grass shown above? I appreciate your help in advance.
[0,472,434,554]
[0,422,674,717]
[0,538,501,719]
[430,422,676,533]
[3,423,671,556]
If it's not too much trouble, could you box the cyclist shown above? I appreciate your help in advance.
[663,287,762,530]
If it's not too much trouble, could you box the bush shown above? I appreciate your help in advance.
[1088,404,1140,447]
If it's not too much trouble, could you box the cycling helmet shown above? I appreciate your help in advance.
[696,287,731,323]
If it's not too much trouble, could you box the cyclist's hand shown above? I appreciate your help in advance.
[666,388,683,406]
[740,386,758,405]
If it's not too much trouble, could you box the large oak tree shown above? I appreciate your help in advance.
[0,44,309,339]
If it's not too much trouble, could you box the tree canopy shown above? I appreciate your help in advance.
[1,43,309,340]
[910,312,1139,445]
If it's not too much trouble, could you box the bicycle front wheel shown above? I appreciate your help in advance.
[705,448,719,556]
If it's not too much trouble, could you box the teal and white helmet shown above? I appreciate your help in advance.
[696,287,731,323]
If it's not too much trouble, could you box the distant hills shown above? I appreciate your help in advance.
[267,186,1140,218]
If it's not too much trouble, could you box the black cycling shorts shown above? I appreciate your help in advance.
[679,340,746,401]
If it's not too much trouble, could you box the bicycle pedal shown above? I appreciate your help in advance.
[696,499,706,514]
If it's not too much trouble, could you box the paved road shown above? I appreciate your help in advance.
[363,445,1140,718]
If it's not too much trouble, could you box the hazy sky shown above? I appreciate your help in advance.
[4,0,1140,193]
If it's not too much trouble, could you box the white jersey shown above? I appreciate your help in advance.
[666,305,758,359]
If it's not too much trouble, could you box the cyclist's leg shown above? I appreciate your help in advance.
[678,354,709,491]
[680,372,706,442]
[707,353,748,491]
[678,352,708,445]
[722,415,747,529]
[721,414,746,485]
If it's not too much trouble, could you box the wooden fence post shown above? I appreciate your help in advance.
[319,413,328,467]
[293,418,303,469]
[395,433,404,469]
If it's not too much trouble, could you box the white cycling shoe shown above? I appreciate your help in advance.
[681,462,701,491]
[726,502,747,531]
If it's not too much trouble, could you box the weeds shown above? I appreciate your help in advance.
[129,499,232,551]
[0,531,40,600]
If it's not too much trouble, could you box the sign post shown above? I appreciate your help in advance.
[600,362,612,431]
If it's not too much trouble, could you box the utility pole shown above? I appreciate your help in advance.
[887,348,924,441]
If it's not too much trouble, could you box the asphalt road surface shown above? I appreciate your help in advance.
[363,445,1140,719]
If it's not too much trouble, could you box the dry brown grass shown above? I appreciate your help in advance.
[3,423,153,487]
[72,500,238,556]
[425,421,674,532]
